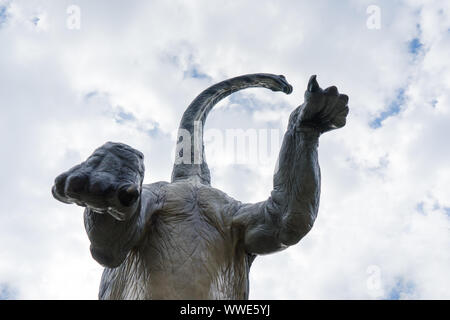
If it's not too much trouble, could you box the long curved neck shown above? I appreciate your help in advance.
[171,73,292,186]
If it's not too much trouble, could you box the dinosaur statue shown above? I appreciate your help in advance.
[52,73,349,299]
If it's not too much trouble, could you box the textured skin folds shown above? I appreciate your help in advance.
[52,74,349,299]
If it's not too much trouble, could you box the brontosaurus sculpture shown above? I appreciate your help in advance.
[52,74,349,299]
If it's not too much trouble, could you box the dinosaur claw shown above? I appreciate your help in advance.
[307,75,320,93]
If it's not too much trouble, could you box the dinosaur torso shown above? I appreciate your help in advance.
[98,181,254,299]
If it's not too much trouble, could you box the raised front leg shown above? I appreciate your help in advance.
[233,75,349,254]
[52,142,148,267]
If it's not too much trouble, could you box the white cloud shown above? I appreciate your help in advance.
[0,0,448,299]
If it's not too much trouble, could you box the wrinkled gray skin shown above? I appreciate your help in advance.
[52,74,349,299]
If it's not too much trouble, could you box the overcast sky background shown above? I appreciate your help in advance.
[0,0,449,299]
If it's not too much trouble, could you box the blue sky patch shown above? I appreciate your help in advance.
[0,283,17,300]
[416,202,425,214]
[146,126,160,137]
[31,16,40,26]
[0,5,8,27]
[444,207,450,217]
[115,109,136,124]
[84,91,98,100]
[409,38,423,55]
[183,65,211,80]
[388,277,415,299]
[370,89,405,128]
[229,92,257,111]
[161,50,211,81]
[408,23,423,56]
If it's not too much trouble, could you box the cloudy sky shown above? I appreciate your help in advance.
[0,0,449,299]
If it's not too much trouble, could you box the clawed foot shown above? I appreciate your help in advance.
[291,75,349,133]
[52,142,145,221]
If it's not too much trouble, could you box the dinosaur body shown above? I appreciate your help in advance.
[52,74,349,299]
[97,181,253,299]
